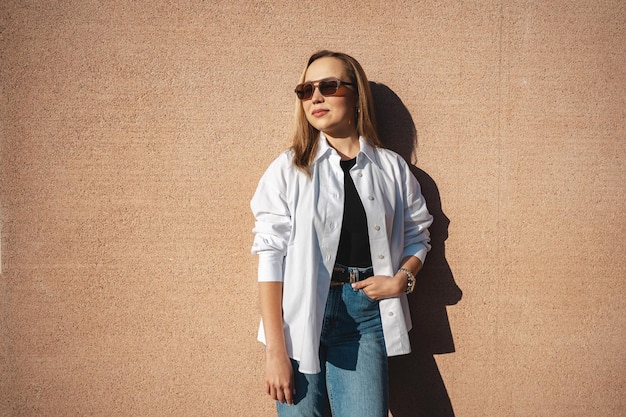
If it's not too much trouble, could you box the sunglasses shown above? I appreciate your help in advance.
[294,78,355,101]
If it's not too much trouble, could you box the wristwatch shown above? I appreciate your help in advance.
[399,268,415,294]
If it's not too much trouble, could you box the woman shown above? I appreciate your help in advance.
[251,50,433,417]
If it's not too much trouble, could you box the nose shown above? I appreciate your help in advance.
[310,85,325,103]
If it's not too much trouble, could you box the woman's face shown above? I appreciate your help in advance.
[301,57,358,140]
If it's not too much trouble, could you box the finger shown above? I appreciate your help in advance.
[363,288,379,300]
[351,279,368,290]
[361,282,382,300]
[270,385,286,403]
[284,386,294,405]
[354,277,376,290]
[275,387,285,404]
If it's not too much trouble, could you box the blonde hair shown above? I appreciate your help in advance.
[291,50,381,175]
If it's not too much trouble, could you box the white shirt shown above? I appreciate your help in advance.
[251,133,433,374]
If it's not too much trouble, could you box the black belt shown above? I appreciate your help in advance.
[331,264,374,284]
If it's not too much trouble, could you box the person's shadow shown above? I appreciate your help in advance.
[371,83,463,417]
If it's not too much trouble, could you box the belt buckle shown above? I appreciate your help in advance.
[349,269,357,284]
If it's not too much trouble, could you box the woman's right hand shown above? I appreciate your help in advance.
[265,350,295,405]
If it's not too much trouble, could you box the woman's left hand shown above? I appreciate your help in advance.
[350,275,407,300]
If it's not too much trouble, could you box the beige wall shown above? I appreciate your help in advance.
[1,1,624,416]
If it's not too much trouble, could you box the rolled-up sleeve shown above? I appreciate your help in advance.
[401,163,433,263]
[251,157,292,282]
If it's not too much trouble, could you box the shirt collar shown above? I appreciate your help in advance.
[358,136,377,164]
[313,132,377,165]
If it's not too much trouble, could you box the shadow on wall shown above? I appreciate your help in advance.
[371,82,463,417]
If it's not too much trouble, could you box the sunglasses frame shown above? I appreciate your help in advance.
[294,77,355,101]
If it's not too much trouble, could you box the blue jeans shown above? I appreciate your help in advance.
[277,284,388,417]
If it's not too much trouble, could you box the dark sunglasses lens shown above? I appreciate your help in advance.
[295,83,313,100]
[319,80,340,96]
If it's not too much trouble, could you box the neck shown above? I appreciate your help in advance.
[324,132,360,160]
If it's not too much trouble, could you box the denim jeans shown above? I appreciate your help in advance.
[277,284,388,417]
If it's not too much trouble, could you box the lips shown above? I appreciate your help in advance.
[311,109,329,117]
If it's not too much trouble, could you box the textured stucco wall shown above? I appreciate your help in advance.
[1,1,624,416]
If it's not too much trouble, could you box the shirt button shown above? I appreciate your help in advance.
[378,254,385,259]
[374,225,380,231]
[368,196,374,200]
[358,173,363,177]
[388,311,395,317]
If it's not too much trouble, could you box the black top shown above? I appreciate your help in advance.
[334,158,372,267]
